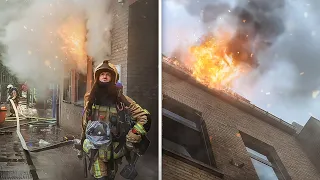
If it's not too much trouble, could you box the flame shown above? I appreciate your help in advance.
[163,54,251,103]
[57,16,87,70]
[186,35,249,90]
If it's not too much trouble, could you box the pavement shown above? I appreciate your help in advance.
[0,114,158,180]
[0,129,34,180]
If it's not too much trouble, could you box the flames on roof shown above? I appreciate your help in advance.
[162,54,250,103]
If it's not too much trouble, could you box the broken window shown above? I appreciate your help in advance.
[162,95,216,167]
[241,132,291,180]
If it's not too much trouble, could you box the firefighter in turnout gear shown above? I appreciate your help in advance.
[81,60,151,180]
[7,84,19,117]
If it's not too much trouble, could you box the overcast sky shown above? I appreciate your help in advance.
[162,0,320,126]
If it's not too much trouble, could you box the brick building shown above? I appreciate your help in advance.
[57,0,158,176]
[162,57,320,180]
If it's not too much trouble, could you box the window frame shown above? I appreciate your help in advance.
[247,147,274,167]
[162,95,218,169]
[75,71,87,106]
[240,132,292,180]
[62,70,72,103]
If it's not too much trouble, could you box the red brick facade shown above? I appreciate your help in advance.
[162,61,320,180]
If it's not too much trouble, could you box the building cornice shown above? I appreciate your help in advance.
[162,58,297,135]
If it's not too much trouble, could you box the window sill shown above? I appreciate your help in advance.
[62,100,71,104]
[163,148,224,178]
[62,100,84,108]
[73,102,84,107]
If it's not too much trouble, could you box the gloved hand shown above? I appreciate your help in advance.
[126,130,141,144]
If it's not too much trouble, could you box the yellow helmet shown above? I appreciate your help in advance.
[94,60,119,84]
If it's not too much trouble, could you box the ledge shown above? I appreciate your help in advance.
[162,60,297,135]
[73,102,84,108]
[62,100,71,104]
[61,100,84,108]
[163,148,224,178]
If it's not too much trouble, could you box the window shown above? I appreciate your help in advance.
[162,95,216,167]
[76,71,87,105]
[63,70,71,102]
[115,64,121,83]
[246,147,279,180]
[241,132,291,180]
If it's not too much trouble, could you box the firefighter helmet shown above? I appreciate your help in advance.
[85,120,112,149]
[94,60,119,84]
[7,84,13,89]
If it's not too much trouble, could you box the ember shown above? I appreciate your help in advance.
[57,16,87,71]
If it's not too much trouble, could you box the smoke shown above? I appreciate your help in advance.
[0,0,113,98]
[79,0,113,66]
[168,0,286,66]
[163,0,320,124]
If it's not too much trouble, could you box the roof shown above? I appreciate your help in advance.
[162,55,297,135]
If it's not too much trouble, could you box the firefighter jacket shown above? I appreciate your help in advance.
[81,91,150,145]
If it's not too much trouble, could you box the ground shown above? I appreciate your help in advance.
[0,112,158,180]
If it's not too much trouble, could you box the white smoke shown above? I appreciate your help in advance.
[0,0,113,98]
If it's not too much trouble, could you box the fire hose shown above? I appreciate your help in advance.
[9,99,28,150]
[8,99,39,179]
[4,101,55,121]
[8,98,78,153]
[0,101,56,131]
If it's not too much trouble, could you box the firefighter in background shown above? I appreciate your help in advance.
[81,60,151,180]
[7,84,19,117]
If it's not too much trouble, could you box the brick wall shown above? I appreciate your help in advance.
[110,0,129,94]
[297,117,320,173]
[162,70,320,180]
[163,155,222,180]
[127,0,159,156]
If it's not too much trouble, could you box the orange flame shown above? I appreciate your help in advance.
[57,16,87,71]
[186,35,249,90]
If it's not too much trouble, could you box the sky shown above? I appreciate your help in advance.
[162,0,320,126]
